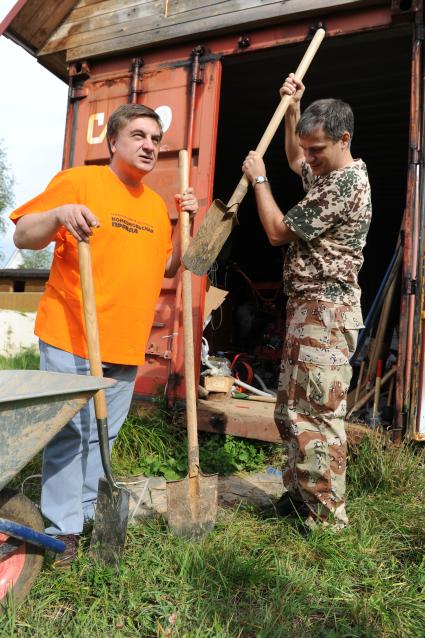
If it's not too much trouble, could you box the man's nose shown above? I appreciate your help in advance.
[142,136,155,151]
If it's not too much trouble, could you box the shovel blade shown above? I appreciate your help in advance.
[182,199,237,276]
[166,472,218,539]
[89,477,130,566]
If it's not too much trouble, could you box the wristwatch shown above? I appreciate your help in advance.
[253,175,269,186]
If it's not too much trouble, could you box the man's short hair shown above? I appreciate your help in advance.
[106,104,163,155]
[296,98,354,142]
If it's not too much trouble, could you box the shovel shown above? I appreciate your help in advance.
[183,27,326,276]
[166,150,218,538]
[78,240,130,565]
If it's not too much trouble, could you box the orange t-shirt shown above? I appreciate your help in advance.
[10,165,172,365]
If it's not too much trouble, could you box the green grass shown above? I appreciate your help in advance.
[0,346,39,370]
[3,423,425,637]
[2,352,425,636]
[113,410,268,480]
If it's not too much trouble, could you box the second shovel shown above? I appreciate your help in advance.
[183,27,325,276]
[166,150,218,538]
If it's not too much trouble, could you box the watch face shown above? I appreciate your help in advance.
[256,175,267,184]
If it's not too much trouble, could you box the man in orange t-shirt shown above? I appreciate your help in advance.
[10,104,198,565]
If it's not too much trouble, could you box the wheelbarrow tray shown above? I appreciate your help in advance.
[0,370,115,491]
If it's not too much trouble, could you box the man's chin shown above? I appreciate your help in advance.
[137,160,155,173]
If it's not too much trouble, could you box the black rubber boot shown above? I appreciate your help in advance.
[275,493,310,518]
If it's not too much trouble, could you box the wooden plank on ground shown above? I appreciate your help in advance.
[133,397,380,445]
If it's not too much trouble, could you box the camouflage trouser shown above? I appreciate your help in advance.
[274,299,362,528]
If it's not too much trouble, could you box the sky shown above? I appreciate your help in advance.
[0,1,68,264]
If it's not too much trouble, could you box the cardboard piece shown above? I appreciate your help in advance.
[203,279,228,323]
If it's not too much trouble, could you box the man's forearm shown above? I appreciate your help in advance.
[254,183,298,246]
[165,188,198,278]
[285,103,303,173]
[14,210,61,250]
[14,204,100,247]
[164,221,182,278]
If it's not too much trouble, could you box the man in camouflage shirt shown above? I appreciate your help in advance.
[242,73,371,529]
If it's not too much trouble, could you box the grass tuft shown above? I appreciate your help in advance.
[347,434,425,496]
[0,346,39,370]
[113,408,268,480]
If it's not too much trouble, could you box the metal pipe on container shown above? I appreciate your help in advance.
[129,57,143,104]
[169,46,204,400]
[187,46,204,163]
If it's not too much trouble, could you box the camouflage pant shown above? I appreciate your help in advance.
[274,299,362,528]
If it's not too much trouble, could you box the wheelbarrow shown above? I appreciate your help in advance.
[0,369,115,608]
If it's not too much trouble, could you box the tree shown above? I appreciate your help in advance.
[0,141,15,247]
[20,249,53,270]
[0,142,51,270]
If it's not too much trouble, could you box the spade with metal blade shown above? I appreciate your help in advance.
[183,27,326,276]
[166,150,218,538]
[78,240,130,565]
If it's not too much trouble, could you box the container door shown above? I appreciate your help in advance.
[135,59,222,400]
[65,56,222,400]
[396,19,425,441]
[412,41,425,440]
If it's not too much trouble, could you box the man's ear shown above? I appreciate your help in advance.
[109,137,117,154]
[341,131,351,148]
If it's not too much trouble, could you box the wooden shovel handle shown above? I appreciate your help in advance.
[179,150,200,475]
[179,150,191,255]
[228,27,326,209]
[78,240,108,420]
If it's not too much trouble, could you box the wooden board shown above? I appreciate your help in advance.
[33,0,373,60]
[196,396,380,445]
[7,0,77,51]
[0,292,42,312]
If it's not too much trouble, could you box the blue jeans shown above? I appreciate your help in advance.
[39,340,137,536]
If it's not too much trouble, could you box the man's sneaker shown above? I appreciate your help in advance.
[275,493,310,518]
[52,534,80,568]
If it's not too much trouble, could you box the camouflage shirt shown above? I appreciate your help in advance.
[283,159,371,306]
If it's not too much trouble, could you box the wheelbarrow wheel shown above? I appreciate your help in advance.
[0,489,44,608]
